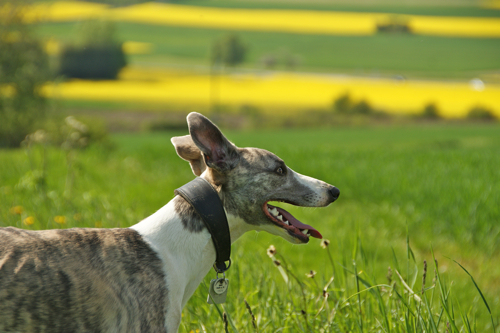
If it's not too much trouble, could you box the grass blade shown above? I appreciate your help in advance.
[450,258,495,332]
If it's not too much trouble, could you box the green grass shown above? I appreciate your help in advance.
[1,123,499,331]
[36,22,500,79]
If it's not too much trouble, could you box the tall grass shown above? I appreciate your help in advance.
[181,233,495,332]
[1,124,498,331]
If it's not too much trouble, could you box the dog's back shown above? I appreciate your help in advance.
[0,227,167,333]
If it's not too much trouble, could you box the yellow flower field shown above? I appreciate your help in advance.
[22,1,108,23]
[24,1,500,38]
[42,68,500,118]
[111,3,377,36]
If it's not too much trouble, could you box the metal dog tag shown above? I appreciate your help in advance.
[207,278,229,304]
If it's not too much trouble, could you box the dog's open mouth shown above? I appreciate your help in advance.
[263,202,322,242]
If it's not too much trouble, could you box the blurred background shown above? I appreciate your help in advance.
[1,0,500,133]
[1,0,499,331]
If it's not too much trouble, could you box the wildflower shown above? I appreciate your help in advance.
[95,221,103,228]
[73,213,82,221]
[54,216,66,224]
[23,216,35,225]
[267,245,276,257]
[320,239,330,249]
[306,270,316,278]
[10,206,23,215]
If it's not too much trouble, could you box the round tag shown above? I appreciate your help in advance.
[213,278,228,295]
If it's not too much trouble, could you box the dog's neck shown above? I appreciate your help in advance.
[130,194,253,311]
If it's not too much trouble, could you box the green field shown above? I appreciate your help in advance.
[170,0,500,17]
[36,21,500,79]
[1,123,499,331]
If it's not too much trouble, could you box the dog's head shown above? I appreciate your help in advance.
[171,112,339,244]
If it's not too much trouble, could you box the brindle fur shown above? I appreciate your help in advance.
[0,227,167,333]
[173,196,205,233]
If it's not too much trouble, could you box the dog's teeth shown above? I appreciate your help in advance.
[301,229,308,235]
[271,208,279,216]
[284,220,289,225]
[277,215,283,221]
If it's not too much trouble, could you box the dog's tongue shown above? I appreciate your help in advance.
[276,207,323,239]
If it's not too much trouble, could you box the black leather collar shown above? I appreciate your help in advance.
[175,177,231,273]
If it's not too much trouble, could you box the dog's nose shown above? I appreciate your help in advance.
[329,186,340,201]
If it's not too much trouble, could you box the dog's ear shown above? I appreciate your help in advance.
[171,135,207,176]
[186,112,239,173]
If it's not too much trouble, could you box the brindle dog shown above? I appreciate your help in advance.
[0,112,339,332]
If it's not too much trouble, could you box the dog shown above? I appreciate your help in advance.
[0,112,339,332]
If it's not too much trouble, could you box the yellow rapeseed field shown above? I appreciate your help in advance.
[42,68,500,118]
[20,2,500,117]
[22,1,108,23]
[111,3,377,35]
[23,1,500,37]
[409,15,500,38]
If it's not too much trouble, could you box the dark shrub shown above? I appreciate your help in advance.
[421,103,441,119]
[60,44,126,79]
[377,16,412,34]
[59,20,126,80]
[332,93,354,113]
[467,106,497,120]
[352,100,373,115]
[333,93,373,115]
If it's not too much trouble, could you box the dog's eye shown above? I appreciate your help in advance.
[276,167,285,175]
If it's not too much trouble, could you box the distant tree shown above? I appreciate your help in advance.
[59,20,126,79]
[210,34,247,112]
[0,0,51,147]
[351,100,373,115]
[333,93,374,115]
[467,105,496,120]
[377,15,412,34]
[332,93,354,113]
[211,34,247,69]
[421,103,440,119]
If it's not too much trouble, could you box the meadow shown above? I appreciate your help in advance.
[4,2,499,330]
[25,1,500,120]
[28,1,500,38]
[34,21,500,118]
[35,21,500,78]
[167,0,500,17]
[1,123,499,332]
